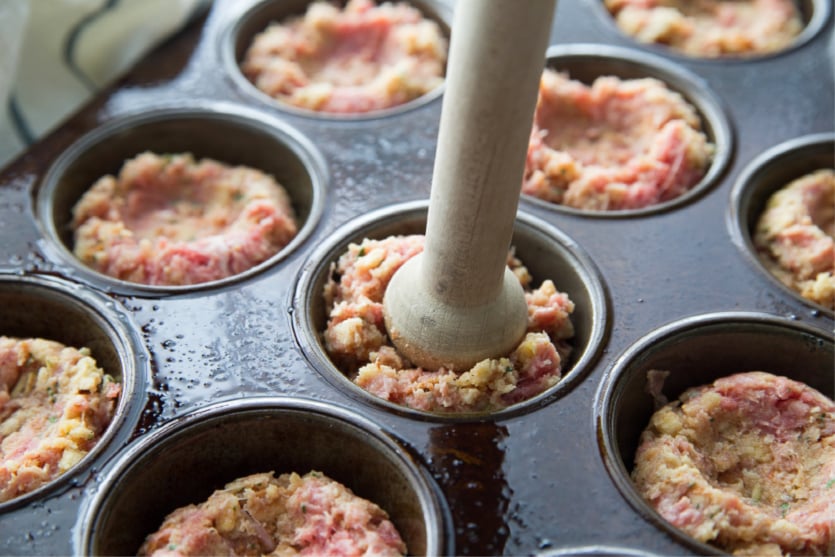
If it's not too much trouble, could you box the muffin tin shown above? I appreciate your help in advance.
[0,0,832,555]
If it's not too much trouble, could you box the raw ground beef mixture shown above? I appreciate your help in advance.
[323,235,575,413]
[139,471,406,557]
[242,0,447,114]
[604,0,803,58]
[72,152,298,286]
[754,168,835,310]
[0,337,120,503]
[523,69,714,211]
[632,371,835,556]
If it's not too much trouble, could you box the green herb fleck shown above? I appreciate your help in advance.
[168,544,177,551]
[358,247,366,257]
[505,365,514,373]
[233,192,244,202]
[48,416,58,423]
[301,504,307,514]
[826,479,835,489]
[780,502,789,517]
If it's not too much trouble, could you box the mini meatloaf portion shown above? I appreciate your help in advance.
[604,0,803,58]
[138,471,407,557]
[523,70,713,211]
[754,169,835,310]
[323,235,575,413]
[72,152,298,286]
[632,371,835,556]
[0,336,120,503]
[241,0,447,113]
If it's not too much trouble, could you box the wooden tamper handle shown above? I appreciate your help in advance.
[383,0,556,370]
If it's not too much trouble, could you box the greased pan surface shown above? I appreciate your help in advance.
[0,0,832,555]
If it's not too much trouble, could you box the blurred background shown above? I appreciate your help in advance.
[0,0,211,168]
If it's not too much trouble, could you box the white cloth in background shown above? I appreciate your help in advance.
[0,0,211,168]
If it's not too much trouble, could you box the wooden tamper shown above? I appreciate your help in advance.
[383,0,556,370]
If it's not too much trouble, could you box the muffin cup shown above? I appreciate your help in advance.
[595,311,834,554]
[76,396,453,556]
[35,103,327,295]
[220,0,452,120]
[521,43,733,218]
[0,273,145,512]
[729,132,834,315]
[590,0,832,61]
[291,200,609,421]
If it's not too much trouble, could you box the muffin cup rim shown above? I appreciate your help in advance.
[291,199,611,423]
[537,544,662,557]
[0,272,148,513]
[73,394,454,557]
[594,310,834,554]
[216,0,452,122]
[584,0,833,63]
[727,131,835,316]
[34,101,329,297]
[520,42,735,218]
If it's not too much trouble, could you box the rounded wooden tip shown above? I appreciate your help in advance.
[383,253,528,371]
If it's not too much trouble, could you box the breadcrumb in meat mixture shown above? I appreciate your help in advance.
[139,471,407,557]
[0,337,120,503]
[632,371,835,556]
[523,70,714,211]
[754,169,835,310]
[241,0,447,114]
[323,235,575,413]
[71,152,298,286]
[604,0,803,58]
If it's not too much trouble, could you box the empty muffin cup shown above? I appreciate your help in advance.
[0,273,144,512]
[292,200,608,421]
[595,0,831,60]
[596,311,834,554]
[220,0,451,119]
[76,396,452,556]
[729,132,834,314]
[36,103,327,294]
[521,43,732,217]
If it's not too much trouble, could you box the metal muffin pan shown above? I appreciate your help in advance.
[0,0,832,554]
[0,273,147,513]
[220,0,452,120]
[729,132,834,315]
[522,43,734,218]
[292,200,609,421]
[596,311,834,554]
[35,103,328,295]
[76,397,452,556]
